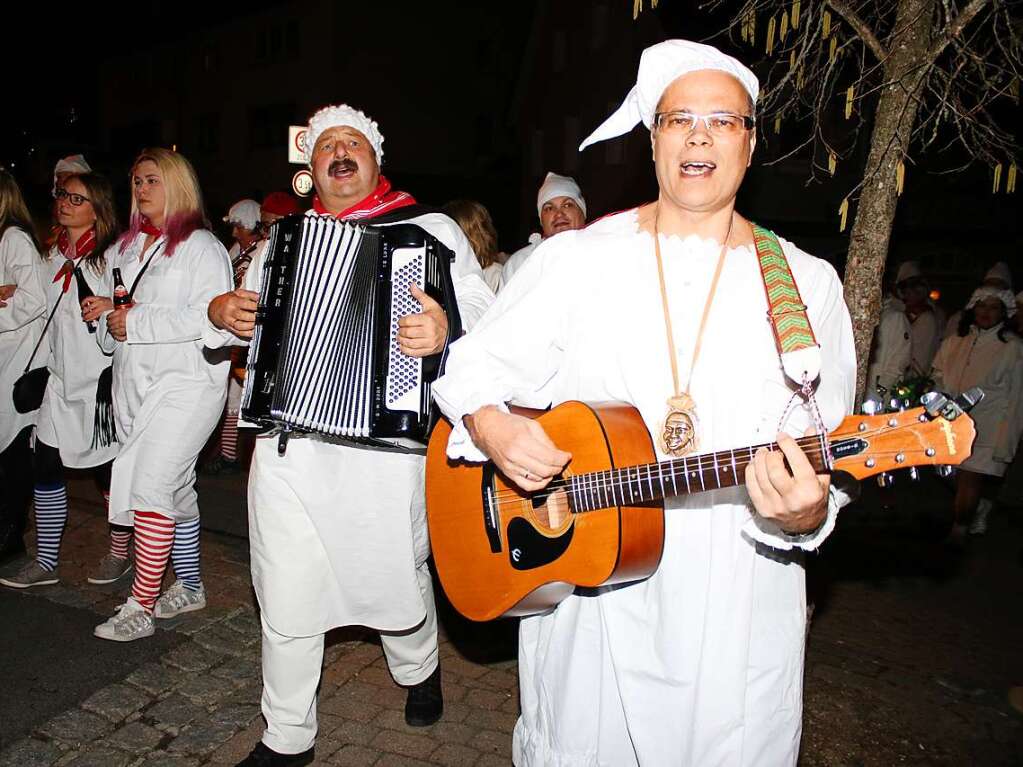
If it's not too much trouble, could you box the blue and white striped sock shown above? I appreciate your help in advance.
[171,517,202,591]
[34,483,68,571]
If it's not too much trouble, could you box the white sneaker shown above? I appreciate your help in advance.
[154,580,206,619]
[94,597,155,642]
[969,499,993,535]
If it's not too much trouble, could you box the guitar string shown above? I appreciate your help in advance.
[490,443,948,515]
[483,422,944,504]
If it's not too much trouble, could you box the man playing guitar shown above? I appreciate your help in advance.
[432,40,857,765]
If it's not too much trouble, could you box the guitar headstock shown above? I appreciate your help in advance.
[828,406,976,480]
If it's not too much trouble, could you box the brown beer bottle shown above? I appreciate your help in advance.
[112,267,132,308]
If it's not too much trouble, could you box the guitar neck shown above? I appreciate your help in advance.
[567,434,832,513]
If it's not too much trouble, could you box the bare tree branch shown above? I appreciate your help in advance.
[927,0,991,63]
[826,0,890,61]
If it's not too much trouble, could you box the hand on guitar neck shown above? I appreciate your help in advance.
[746,431,830,534]
[466,405,827,534]
[464,406,573,493]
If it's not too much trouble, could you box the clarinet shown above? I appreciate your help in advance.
[232,239,262,286]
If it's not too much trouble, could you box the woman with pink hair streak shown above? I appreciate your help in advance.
[93,148,232,641]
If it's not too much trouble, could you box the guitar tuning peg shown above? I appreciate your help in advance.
[861,392,882,415]
[876,472,894,488]
[908,467,920,481]
[935,464,954,478]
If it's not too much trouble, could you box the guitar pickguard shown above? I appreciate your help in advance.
[506,517,574,571]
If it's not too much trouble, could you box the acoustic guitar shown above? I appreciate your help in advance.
[425,394,978,622]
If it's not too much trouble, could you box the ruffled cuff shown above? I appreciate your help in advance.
[444,400,510,463]
[741,481,851,552]
[203,318,245,350]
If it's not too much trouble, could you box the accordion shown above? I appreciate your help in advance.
[241,213,462,453]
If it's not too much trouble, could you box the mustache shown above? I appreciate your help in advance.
[329,159,359,175]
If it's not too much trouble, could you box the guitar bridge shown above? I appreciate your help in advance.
[480,464,502,553]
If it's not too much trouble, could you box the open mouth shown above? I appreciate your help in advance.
[329,160,358,180]
[681,161,716,177]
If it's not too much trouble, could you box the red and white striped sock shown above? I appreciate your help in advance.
[109,526,132,560]
[221,411,239,462]
[131,511,174,612]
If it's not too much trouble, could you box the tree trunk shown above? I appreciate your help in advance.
[842,0,937,398]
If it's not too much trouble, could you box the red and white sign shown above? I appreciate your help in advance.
[291,169,314,197]
[288,126,308,165]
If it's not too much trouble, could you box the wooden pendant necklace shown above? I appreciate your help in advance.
[653,209,733,457]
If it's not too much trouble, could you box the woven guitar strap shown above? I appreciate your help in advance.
[751,224,832,455]
[752,224,821,384]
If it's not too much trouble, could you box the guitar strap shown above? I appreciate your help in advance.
[751,224,822,386]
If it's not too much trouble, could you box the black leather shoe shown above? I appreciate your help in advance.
[235,742,314,766]
[404,664,443,727]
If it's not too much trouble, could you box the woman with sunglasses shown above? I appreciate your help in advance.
[0,170,47,565]
[0,173,128,589]
[92,148,232,642]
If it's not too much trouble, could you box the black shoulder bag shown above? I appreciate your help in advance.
[91,243,165,446]
[11,283,68,414]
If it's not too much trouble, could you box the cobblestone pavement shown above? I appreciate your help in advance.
[0,475,1020,766]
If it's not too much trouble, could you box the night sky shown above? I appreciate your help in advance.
[3,0,1019,301]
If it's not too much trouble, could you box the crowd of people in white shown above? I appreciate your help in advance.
[0,36,1020,767]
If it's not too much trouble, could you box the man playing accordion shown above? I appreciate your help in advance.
[205,104,494,767]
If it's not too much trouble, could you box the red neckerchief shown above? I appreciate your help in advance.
[312,175,416,220]
[140,217,163,237]
[53,228,98,293]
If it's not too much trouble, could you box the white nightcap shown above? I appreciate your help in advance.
[536,172,586,218]
[579,39,759,151]
[305,104,384,164]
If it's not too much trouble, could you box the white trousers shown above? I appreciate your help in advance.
[260,560,440,754]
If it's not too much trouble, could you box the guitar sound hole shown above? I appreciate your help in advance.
[530,485,570,531]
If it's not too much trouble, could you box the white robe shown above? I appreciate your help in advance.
[98,230,232,524]
[865,298,911,395]
[930,324,1023,476]
[432,210,857,766]
[907,304,944,376]
[205,210,495,634]
[35,247,118,467]
[499,237,540,291]
[0,228,47,451]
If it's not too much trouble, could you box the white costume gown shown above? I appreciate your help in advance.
[205,209,494,752]
[432,210,857,766]
[36,247,118,467]
[930,324,1023,477]
[498,236,540,291]
[98,230,233,523]
[865,297,911,395]
[0,228,47,451]
[206,210,494,634]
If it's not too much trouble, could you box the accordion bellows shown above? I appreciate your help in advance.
[242,213,461,449]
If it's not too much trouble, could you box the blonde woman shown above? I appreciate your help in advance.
[94,149,232,641]
[442,199,503,293]
[1,173,127,589]
[0,170,47,564]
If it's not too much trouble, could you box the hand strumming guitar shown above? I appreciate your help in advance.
[745,430,830,534]
[464,405,573,492]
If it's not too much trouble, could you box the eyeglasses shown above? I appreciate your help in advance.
[54,188,92,206]
[653,111,755,136]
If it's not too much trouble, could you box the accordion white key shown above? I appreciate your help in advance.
[241,213,461,453]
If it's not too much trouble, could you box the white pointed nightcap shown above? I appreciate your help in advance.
[579,39,759,152]
[536,172,586,217]
[305,104,384,164]
[984,261,1013,289]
